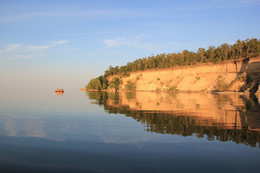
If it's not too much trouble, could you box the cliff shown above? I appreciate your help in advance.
[107,57,260,93]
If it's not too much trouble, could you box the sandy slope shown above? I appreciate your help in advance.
[108,57,260,93]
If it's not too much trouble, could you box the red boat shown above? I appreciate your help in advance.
[55,88,64,93]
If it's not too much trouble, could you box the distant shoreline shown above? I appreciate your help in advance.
[80,88,260,96]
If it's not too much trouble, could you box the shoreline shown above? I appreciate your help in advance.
[85,56,260,95]
[80,88,259,95]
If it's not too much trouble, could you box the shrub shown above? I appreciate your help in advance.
[122,73,130,77]
[125,81,136,90]
[169,86,178,91]
[216,80,229,91]
[86,78,102,90]
[238,75,246,82]
[108,77,120,90]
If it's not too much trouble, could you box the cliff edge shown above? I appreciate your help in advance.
[107,57,260,93]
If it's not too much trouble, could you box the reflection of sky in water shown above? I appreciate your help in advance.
[0,89,260,172]
[1,90,260,145]
[0,109,202,145]
[0,89,184,144]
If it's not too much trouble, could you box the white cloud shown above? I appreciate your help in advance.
[104,38,123,47]
[27,40,68,51]
[104,36,153,50]
[0,10,138,23]
[183,0,260,11]
[5,54,41,60]
[62,48,80,52]
[27,45,50,51]
[6,44,22,52]
[51,40,68,45]
[0,40,69,60]
[0,44,22,54]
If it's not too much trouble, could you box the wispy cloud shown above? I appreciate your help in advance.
[0,44,22,53]
[0,1,259,23]
[0,40,69,60]
[27,45,49,51]
[51,40,68,45]
[61,48,80,52]
[183,0,260,11]
[104,38,124,47]
[0,9,138,23]
[27,40,68,51]
[6,54,41,60]
[104,35,153,50]
[6,44,22,52]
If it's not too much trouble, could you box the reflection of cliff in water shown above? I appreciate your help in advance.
[87,91,260,148]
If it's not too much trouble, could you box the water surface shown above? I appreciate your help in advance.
[0,89,259,173]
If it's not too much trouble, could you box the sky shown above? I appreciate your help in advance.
[0,0,260,90]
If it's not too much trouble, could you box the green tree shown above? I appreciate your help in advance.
[98,75,108,89]
[125,81,136,90]
[86,78,102,90]
[197,48,206,63]
[102,38,259,77]
[108,77,120,90]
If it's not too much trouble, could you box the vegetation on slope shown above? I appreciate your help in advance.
[86,76,108,90]
[85,75,119,91]
[86,38,260,90]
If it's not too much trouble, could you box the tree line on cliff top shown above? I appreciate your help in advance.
[86,38,260,90]
[104,38,260,76]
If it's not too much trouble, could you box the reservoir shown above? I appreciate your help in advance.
[0,89,259,173]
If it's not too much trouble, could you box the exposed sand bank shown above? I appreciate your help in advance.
[107,57,260,93]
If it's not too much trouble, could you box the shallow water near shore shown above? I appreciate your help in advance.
[0,89,260,173]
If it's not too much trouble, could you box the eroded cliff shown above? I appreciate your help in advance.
[107,57,260,93]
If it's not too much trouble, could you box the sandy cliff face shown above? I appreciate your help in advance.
[108,57,260,93]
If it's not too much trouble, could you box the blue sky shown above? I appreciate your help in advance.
[0,0,260,90]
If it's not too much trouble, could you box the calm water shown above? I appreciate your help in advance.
[0,89,259,173]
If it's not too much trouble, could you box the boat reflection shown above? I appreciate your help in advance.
[55,91,64,95]
[87,91,260,147]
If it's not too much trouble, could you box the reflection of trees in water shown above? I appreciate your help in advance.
[87,92,260,148]
[105,106,260,148]
[87,91,109,105]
